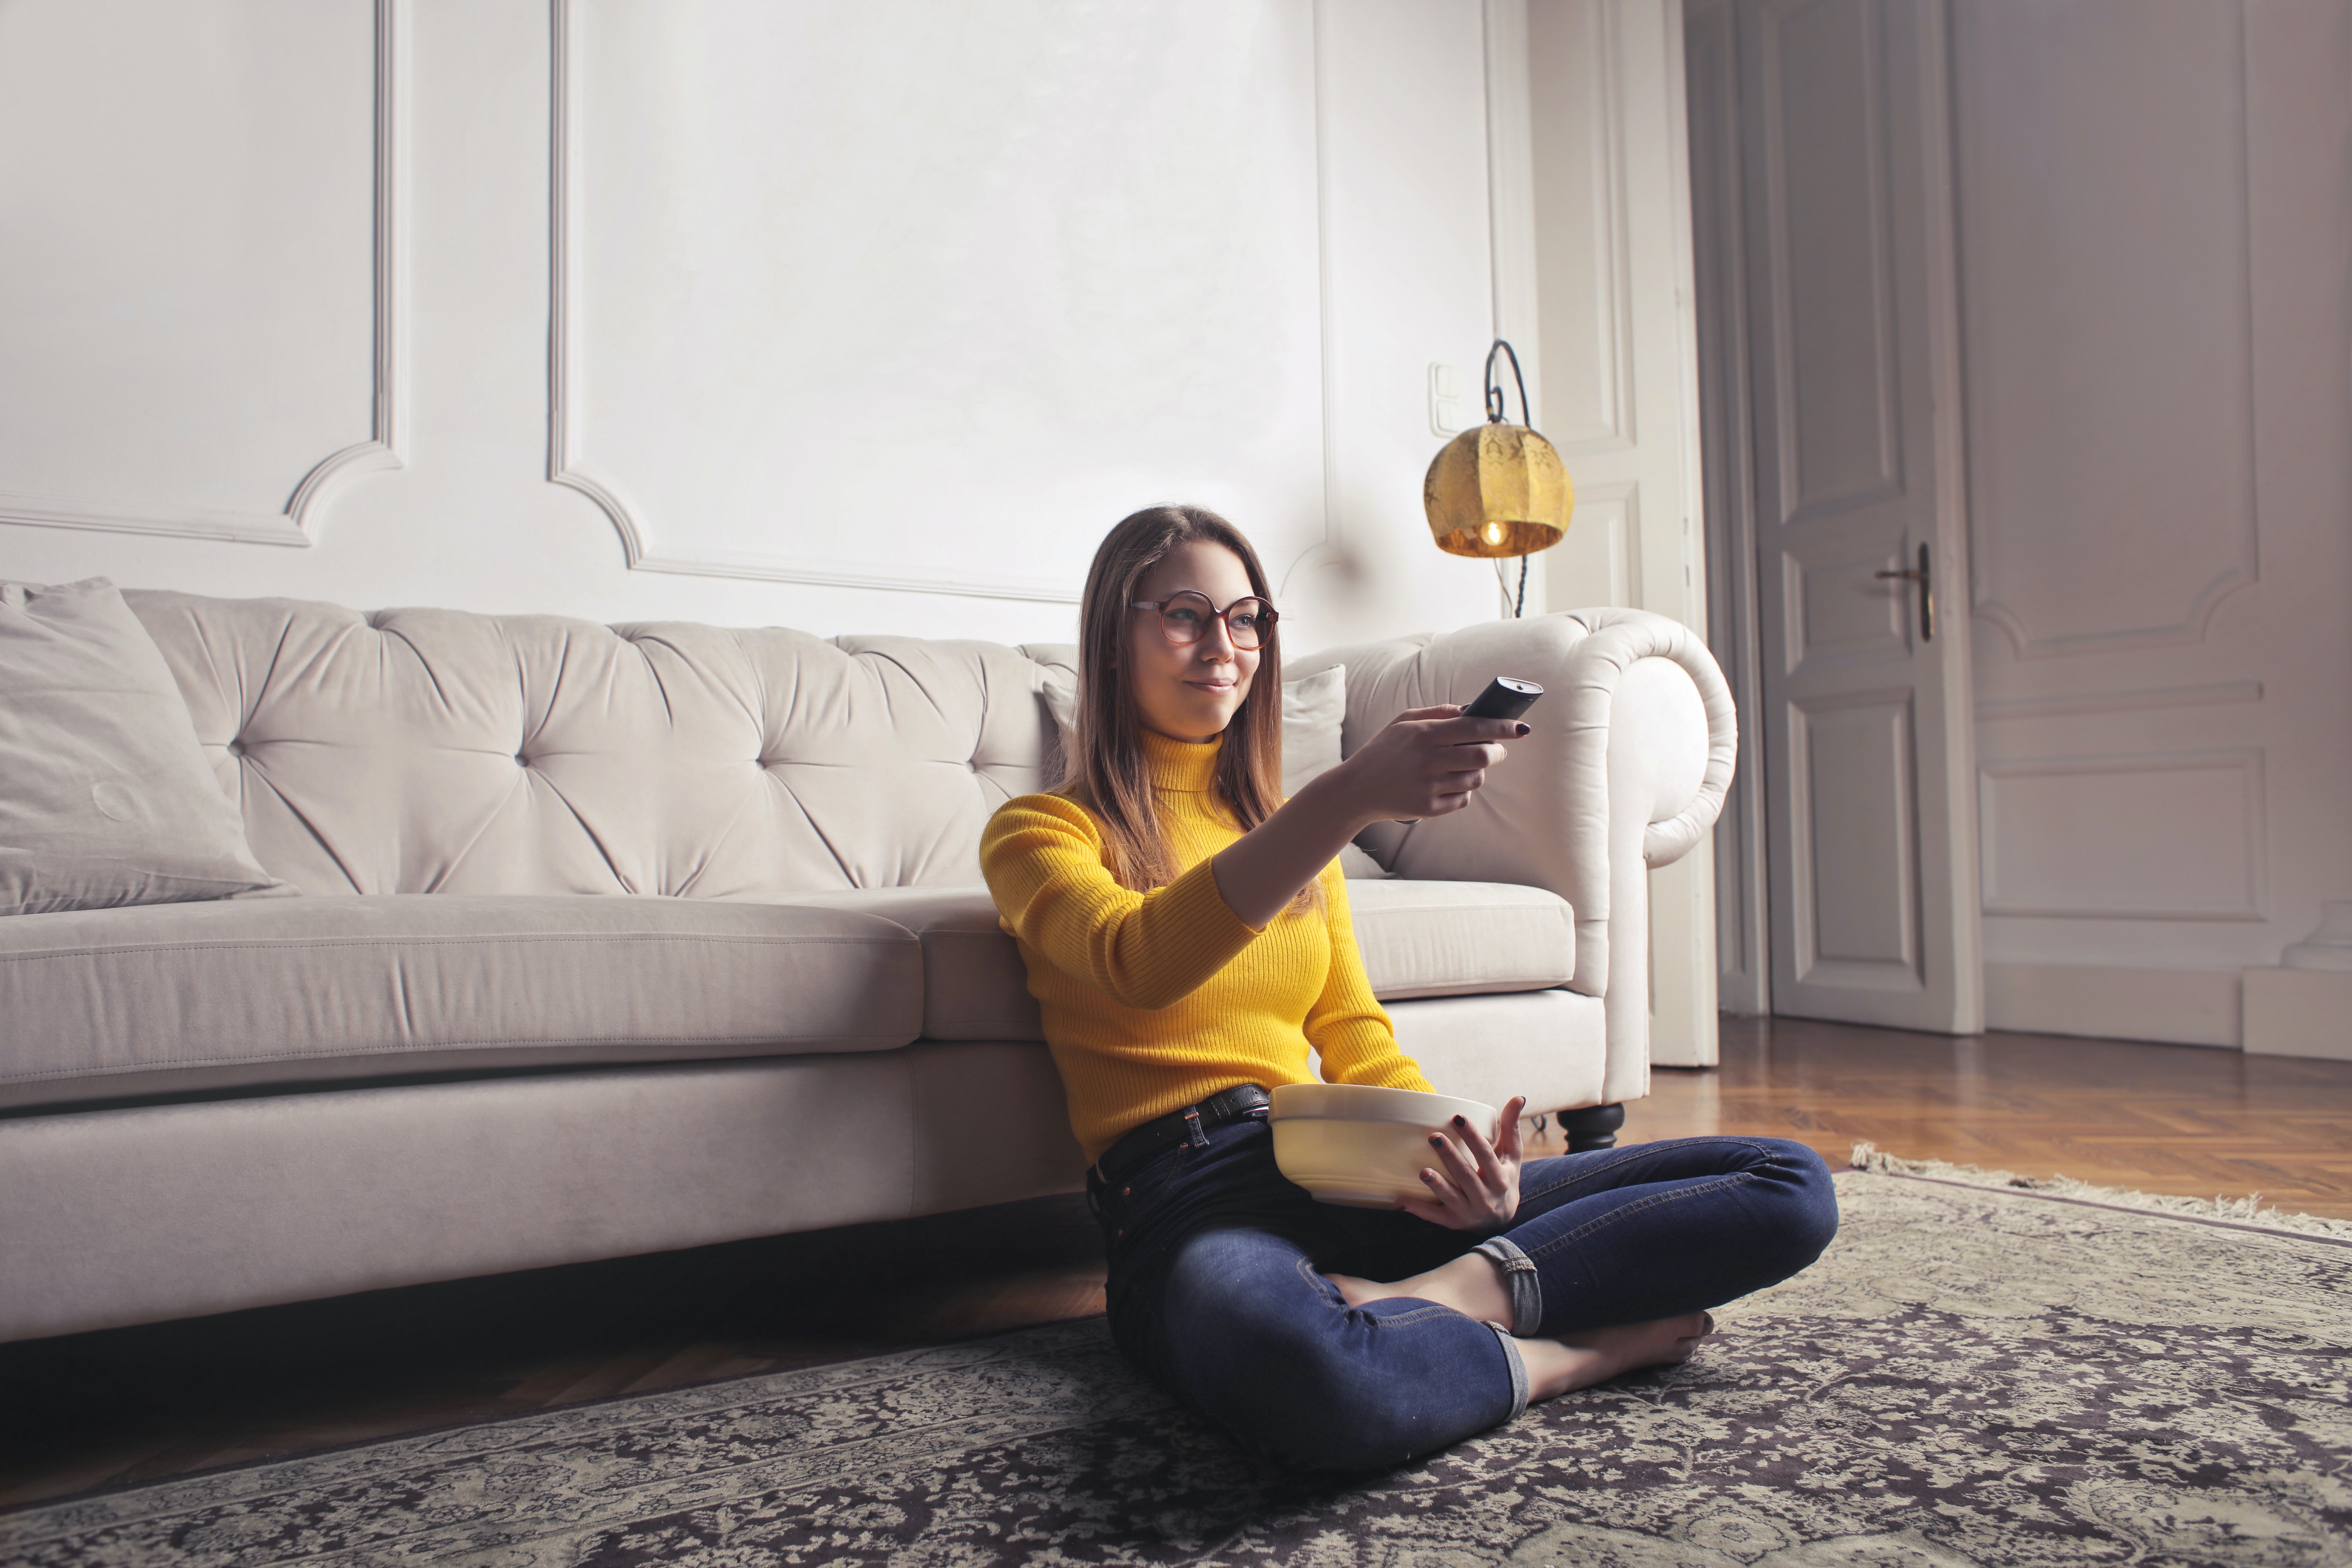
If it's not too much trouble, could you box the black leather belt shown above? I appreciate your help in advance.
[1094,1083,1271,1188]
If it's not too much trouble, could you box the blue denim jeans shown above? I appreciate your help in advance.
[1086,1111,1837,1473]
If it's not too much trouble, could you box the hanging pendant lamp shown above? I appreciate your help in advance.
[1422,340,1572,560]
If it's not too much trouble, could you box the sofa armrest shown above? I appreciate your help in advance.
[1292,608,1736,1105]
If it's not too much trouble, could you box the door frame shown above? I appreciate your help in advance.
[1687,0,1771,1016]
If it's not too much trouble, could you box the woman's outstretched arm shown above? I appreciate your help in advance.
[981,706,1527,1012]
[1209,707,1527,928]
[983,798,1262,1010]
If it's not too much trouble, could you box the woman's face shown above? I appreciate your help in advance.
[1123,540,1263,744]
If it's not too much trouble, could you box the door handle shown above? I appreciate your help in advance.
[1875,543,1934,641]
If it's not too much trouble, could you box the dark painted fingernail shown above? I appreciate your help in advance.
[1430,1133,1445,1145]
[1515,722,1531,736]
[1452,1115,1467,1127]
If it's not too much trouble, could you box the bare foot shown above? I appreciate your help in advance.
[1517,1312,1714,1401]
[1325,1252,1512,1326]
[1324,1267,1714,1403]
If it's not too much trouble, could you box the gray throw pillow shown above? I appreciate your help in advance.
[0,578,289,915]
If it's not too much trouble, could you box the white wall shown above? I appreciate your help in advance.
[0,0,1510,652]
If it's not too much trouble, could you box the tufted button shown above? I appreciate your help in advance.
[515,753,530,767]
[227,737,246,759]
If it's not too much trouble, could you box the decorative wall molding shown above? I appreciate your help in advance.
[1517,0,1636,454]
[552,0,1326,607]
[544,0,1078,603]
[1575,0,1635,453]
[1972,557,2259,664]
[1296,0,1342,610]
[1560,477,1642,608]
[1976,679,2264,722]
[1979,748,2268,921]
[1756,0,1904,528]
[1484,0,1542,425]
[1964,1,2259,661]
[0,0,407,548]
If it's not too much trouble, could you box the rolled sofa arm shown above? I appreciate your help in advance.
[1290,608,1736,1105]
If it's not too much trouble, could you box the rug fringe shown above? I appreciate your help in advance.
[1846,1141,2352,1240]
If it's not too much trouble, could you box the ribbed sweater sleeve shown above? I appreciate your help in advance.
[1306,867,1434,1092]
[980,793,1262,1011]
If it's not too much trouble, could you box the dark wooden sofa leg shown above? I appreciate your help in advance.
[1560,1103,1625,1153]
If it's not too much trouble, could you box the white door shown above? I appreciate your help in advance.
[1733,0,1983,1032]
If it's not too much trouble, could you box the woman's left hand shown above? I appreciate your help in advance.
[1397,1095,1527,1231]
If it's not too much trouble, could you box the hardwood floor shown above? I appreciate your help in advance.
[1645,1015,2352,1220]
[4,1017,2347,1512]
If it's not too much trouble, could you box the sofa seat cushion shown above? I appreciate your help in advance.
[1343,878,1575,1000]
[0,895,922,1110]
[768,878,1575,1044]
[763,887,1039,1043]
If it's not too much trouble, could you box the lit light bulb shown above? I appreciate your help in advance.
[1483,522,1503,546]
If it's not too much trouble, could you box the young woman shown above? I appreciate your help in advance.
[980,505,1837,1472]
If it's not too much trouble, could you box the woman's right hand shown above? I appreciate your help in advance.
[1211,705,1526,927]
[1319,705,1528,827]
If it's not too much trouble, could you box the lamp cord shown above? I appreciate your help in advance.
[1485,339,1534,429]
[1485,338,1536,619]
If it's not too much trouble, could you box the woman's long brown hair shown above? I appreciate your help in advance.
[1060,505,1314,912]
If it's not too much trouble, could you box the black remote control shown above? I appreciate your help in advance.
[1383,677,1545,824]
[1459,676,1544,722]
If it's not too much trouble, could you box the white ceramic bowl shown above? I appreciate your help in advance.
[1269,1083,1502,1208]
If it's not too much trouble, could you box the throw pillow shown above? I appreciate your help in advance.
[0,578,288,916]
[1276,664,1346,798]
[1277,665,1390,880]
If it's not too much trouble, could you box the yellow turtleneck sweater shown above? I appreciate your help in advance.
[979,729,1434,1163]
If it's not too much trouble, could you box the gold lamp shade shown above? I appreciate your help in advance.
[1422,420,1572,559]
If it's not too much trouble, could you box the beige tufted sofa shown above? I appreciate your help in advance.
[0,592,1733,1343]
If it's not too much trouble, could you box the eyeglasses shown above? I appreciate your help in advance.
[1129,590,1278,650]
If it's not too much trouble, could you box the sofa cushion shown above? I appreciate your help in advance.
[1343,878,1575,1000]
[0,895,922,1110]
[771,878,1576,1044]
[768,887,1039,1042]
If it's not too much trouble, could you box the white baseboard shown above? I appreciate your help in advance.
[1984,962,2241,1048]
[2242,968,2352,1061]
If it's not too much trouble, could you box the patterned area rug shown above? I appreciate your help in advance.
[8,1165,2349,1567]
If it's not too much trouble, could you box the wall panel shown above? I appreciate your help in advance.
[1980,751,2267,922]
[0,0,399,546]
[1958,0,2256,658]
[554,0,1326,603]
